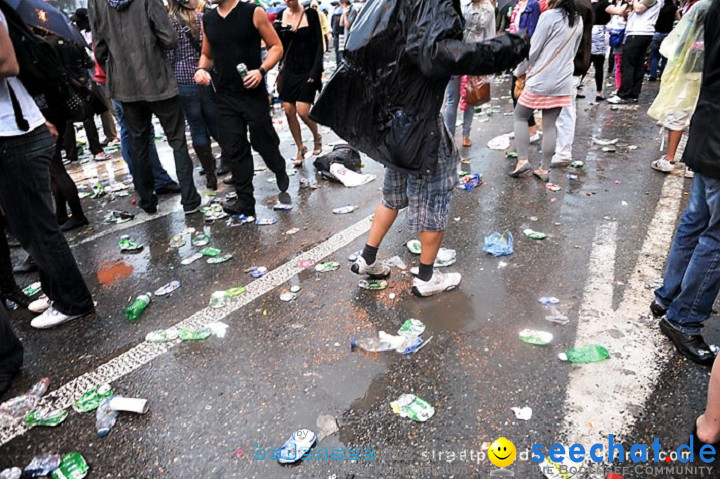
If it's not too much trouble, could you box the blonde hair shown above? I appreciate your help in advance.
[168,0,200,39]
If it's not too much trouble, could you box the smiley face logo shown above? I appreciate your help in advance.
[488,437,517,468]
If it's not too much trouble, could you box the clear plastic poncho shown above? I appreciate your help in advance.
[647,0,711,125]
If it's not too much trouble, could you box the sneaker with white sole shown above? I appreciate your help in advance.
[551,154,571,167]
[28,295,51,314]
[607,95,627,105]
[94,152,110,161]
[350,256,390,278]
[651,157,675,173]
[685,166,695,178]
[411,270,462,297]
[30,306,85,329]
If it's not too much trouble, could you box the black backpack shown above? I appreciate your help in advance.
[313,144,362,180]
[0,0,92,128]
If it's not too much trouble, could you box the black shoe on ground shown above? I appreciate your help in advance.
[223,177,236,186]
[0,372,17,399]
[142,204,158,214]
[6,234,20,248]
[2,287,31,309]
[277,170,290,193]
[650,300,668,318]
[660,319,717,366]
[60,215,89,232]
[155,181,181,195]
[183,202,202,215]
[222,199,255,217]
[13,255,37,274]
[217,162,231,176]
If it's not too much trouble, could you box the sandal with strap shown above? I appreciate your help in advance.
[294,146,307,167]
[312,135,322,156]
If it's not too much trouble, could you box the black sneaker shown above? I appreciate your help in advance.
[650,300,668,318]
[12,255,37,274]
[183,202,202,215]
[222,199,255,218]
[659,319,717,366]
[155,181,181,195]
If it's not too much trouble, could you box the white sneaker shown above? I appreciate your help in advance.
[350,256,390,278]
[31,306,83,329]
[94,152,110,161]
[411,270,462,297]
[650,157,675,173]
[529,132,542,144]
[551,154,571,166]
[28,295,51,314]
[607,95,627,105]
[685,166,695,179]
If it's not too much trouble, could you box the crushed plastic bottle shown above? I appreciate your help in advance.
[181,252,204,265]
[24,454,62,477]
[277,429,317,464]
[154,281,181,296]
[351,332,421,354]
[118,235,143,253]
[558,344,610,363]
[50,452,88,479]
[0,378,50,426]
[519,329,553,345]
[124,293,151,321]
[333,206,357,214]
[95,396,119,436]
[256,218,278,225]
[145,328,179,343]
[207,254,233,264]
[390,394,435,422]
[73,384,113,413]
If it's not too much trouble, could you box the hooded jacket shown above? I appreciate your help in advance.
[682,0,720,178]
[310,0,529,175]
[88,0,179,102]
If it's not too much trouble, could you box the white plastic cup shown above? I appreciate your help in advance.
[109,397,148,414]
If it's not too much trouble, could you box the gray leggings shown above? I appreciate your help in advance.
[514,105,561,170]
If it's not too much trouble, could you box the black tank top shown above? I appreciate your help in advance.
[203,2,262,95]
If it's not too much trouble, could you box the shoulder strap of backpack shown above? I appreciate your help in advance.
[6,81,30,132]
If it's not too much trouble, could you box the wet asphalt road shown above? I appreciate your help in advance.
[1,74,716,479]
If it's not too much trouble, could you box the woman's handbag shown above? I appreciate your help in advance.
[465,76,491,106]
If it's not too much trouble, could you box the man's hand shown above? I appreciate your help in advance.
[45,121,58,141]
[194,69,212,86]
[243,70,263,89]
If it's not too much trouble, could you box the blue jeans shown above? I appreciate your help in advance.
[650,32,669,80]
[112,99,174,190]
[443,76,474,138]
[177,83,220,147]
[655,173,720,334]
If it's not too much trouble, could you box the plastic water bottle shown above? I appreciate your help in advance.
[124,293,151,321]
[0,378,50,424]
[351,332,412,352]
[558,344,610,363]
[95,396,119,436]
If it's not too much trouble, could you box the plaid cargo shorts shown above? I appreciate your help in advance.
[381,125,460,232]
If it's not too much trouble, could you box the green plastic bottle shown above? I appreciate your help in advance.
[559,344,609,363]
[124,293,151,321]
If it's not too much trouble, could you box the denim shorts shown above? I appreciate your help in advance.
[381,124,460,232]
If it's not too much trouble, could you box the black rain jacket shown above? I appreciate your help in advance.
[310,0,529,176]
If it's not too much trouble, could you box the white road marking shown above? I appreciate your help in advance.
[0,215,374,447]
[560,171,685,451]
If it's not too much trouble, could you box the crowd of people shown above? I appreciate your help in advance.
[1,0,720,453]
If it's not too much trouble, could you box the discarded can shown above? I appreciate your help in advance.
[333,206,357,214]
[249,266,268,278]
[191,233,210,247]
[24,455,62,478]
[200,247,222,257]
[22,282,41,297]
[0,468,21,479]
[181,252,204,265]
[236,62,249,79]
[124,293,152,321]
[169,234,186,248]
[518,329,553,345]
[256,218,278,225]
[207,254,233,264]
[569,160,584,168]
[24,408,69,427]
[390,394,435,422]
[50,452,89,479]
[72,384,113,413]
[209,291,228,309]
[558,344,609,363]
[457,173,482,190]
[538,297,560,306]
[145,328,179,343]
[154,281,181,296]
[358,279,388,291]
[506,151,518,159]
[119,235,143,253]
[273,202,293,211]
[226,286,246,297]
[315,261,340,273]
[523,228,546,240]
[566,174,578,180]
[179,327,213,341]
[277,429,317,464]
[227,215,255,227]
[545,183,562,192]
[280,292,297,302]
[398,318,426,338]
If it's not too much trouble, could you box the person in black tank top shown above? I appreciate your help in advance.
[196,0,290,217]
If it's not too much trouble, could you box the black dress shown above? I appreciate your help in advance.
[276,8,324,104]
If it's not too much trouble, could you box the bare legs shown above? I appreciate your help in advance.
[697,359,720,444]
[666,129,683,163]
[283,101,321,165]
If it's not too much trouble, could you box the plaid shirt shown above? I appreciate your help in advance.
[167,13,203,85]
